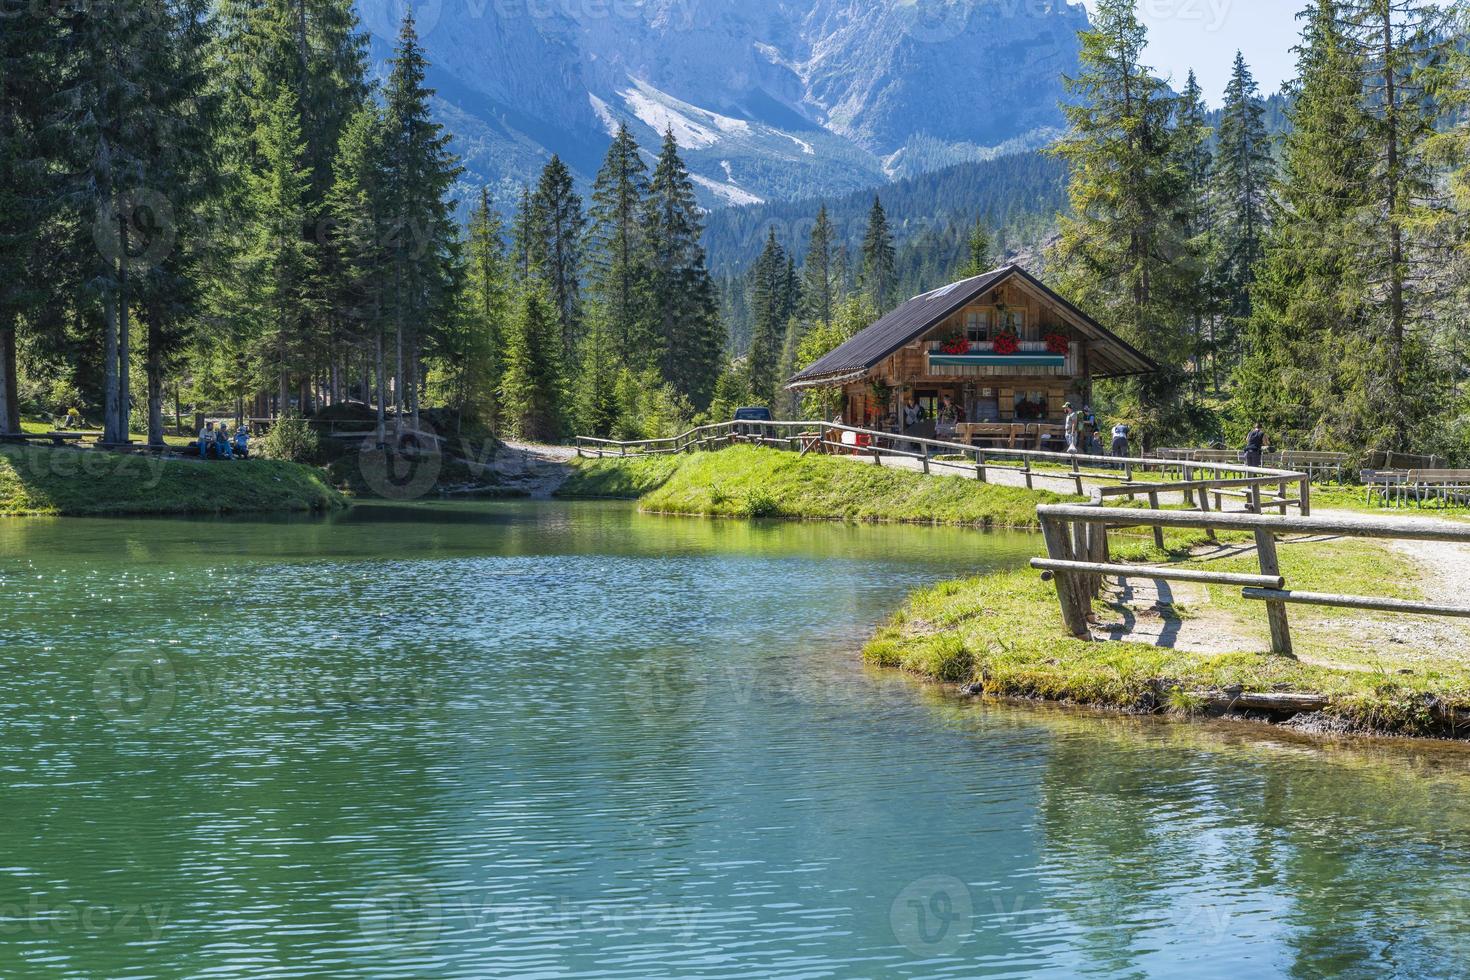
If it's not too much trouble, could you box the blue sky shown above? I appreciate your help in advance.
[1078,0,1306,103]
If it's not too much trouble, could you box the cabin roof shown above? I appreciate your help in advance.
[785,264,1157,389]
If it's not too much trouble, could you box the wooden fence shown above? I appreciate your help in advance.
[576,420,1312,517]
[1031,503,1470,655]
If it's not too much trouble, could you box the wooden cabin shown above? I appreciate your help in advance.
[785,265,1155,449]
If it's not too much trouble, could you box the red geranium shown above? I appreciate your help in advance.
[940,336,970,355]
[1043,332,1071,356]
[993,332,1020,355]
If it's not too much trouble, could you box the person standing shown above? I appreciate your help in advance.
[1245,423,1267,468]
[1064,403,1082,454]
[1110,421,1132,459]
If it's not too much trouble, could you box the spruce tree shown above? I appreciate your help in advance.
[1237,0,1374,448]
[500,281,563,442]
[960,218,992,277]
[746,230,789,404]
[573,304,621,438]
[860,196,897,311]
[802,205,837,331]
[243,89,318,412]
[644,129,724,408]
[380,11,463,435]
[1050,0,1196,432]
[1212,52,1275,388]
[1335,0,1453,447]
[589,124,651,367]
[531,155,586,355]
[0,3,62,433]
[1174,70,1214,392]
[460,187,510,429]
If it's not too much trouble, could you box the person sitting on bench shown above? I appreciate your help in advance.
[233,424,250,459]
[215,423,234,460]
[199,421,214,458]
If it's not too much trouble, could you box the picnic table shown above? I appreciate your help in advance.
[1364,469,1470,508]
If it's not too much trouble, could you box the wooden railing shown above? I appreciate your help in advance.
[1031,504,1470,655]
[575,419,1311,517]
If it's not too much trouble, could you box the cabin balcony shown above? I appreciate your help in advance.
[924,340,1079,378]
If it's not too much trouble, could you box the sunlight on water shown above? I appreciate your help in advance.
[3,501,1470,977]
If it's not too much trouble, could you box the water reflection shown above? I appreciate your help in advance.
[2,502,1469,977]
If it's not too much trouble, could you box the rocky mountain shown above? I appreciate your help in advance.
[359,0,1088,209]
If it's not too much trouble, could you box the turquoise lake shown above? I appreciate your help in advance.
[3,501,1470,977]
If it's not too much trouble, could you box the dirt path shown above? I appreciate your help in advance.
[469,442,575,498]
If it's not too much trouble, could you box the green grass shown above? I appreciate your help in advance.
[864,537,1470,737]
[567,446,1081,529]
[0,444,347,516]
[557,454,684,499]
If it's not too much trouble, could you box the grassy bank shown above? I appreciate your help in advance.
[560,446,1078,529]
[0,444,347,516]
[866,535,1470,738]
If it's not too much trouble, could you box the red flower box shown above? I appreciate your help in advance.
[1043,333,1071,356]
[940,337,971,355]
[993,332,1020,355]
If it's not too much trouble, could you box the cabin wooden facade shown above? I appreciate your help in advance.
[785,265,1155,446]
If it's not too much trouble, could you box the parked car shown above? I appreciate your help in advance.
[733,406,772,438]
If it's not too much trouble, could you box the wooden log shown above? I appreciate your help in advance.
[1034,505,1470,543]
[1201,691,1331,714]
[1030,559,1285,590]
[1252,530,1293,656]
[1242,589,1470,619]
[1040,516,1091,639]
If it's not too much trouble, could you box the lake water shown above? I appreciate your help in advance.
[4,501,1470,978]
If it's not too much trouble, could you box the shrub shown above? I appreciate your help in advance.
[258,413,320,463]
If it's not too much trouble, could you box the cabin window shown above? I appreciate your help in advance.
[964,310,989,342]
[998,309,1025,336]
[1014,391,1049,420]
[970,388,1000,422]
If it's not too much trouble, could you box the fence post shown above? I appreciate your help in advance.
[1253,529,1294,656]
[1024,457,1034,490]
[1197,482,1217,541]
[1072,456,1084,496]
[871,444,882,467]
[1040,515,1092,639]
[976,451,987,483]
[1146,492,1166,550]
[1300,476,1312,516]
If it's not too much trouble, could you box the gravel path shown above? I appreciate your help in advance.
[477,442,576,498]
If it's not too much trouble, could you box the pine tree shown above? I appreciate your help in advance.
[746,230,789,404]
[802,205,837,331]
[459,187,509,429]
[500,281,563,441]
[573,304,621,438]
[530,155,586,354]
[1237,0,1375,448]
[1212,52,1275,388]
[1335,0,1453,447]
[589,124,651,367]
[242,89,318,413]
[326,104,390,440]
[1174,70,1214,392]
[860,196,897,311]
[960,218,992,277]
[380,11,463,435]
[0,3,63,434]
[644,129,724,408]
[1050,0,1196,434]
[510,186,536,280]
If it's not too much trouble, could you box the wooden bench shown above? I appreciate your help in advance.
[0,431,89,447]
[1278,450,1347,484]
[1361,470,1410,508]
[1403,469,1470,508]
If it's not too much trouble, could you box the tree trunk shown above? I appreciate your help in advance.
[145,307,164,447]
[103,285,121,445]
[394,322,404,441]
[0,315,16,435]
[1380,7,1406,450]
[376,327,387,447]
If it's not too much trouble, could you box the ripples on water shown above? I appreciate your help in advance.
[3,501,1470,978]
